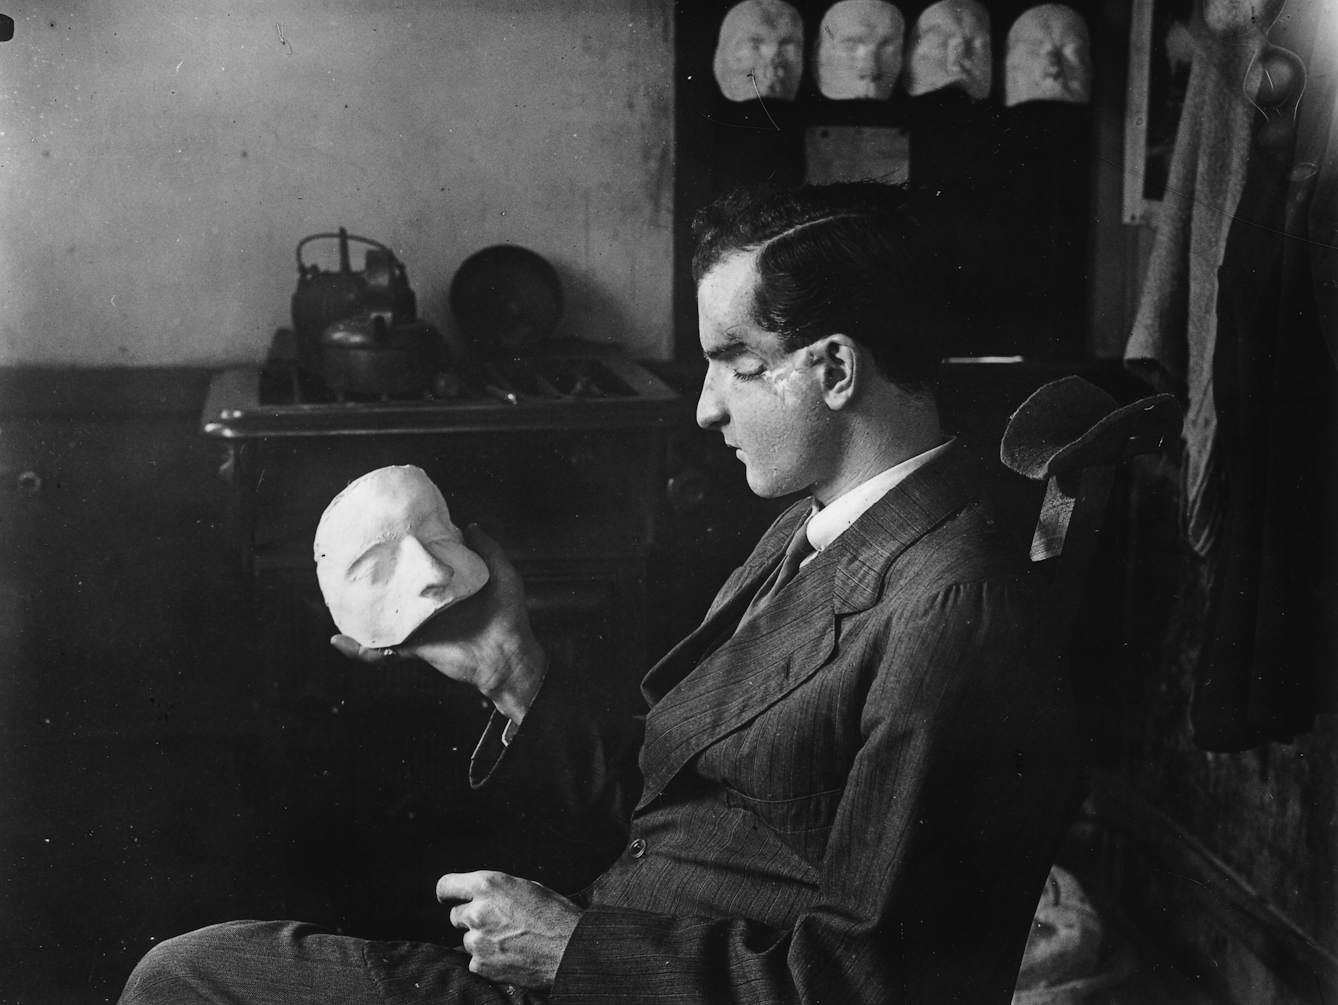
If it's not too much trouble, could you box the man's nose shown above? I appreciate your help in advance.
[696,370,727,430]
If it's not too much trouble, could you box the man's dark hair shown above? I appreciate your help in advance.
[690,182,949,393]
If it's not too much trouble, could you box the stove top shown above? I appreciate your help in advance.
[202,354,683,439]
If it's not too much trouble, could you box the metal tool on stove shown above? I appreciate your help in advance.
[290,227,444,395]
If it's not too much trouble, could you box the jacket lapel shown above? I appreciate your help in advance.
[640,499,810,706]
[635,443,984,809]
[828,443,985,615]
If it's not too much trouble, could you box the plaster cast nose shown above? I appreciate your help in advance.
[399,535,456,593]
[846,46,876,74]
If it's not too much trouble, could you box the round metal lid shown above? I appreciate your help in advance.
[449,245,563,354]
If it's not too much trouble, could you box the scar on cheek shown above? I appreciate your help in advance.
[762,364,795,393]
[763,352,817,395]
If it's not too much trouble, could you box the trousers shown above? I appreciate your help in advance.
[118,921,549,1005]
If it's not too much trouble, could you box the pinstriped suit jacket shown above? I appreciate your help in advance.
[471,444,1079,1004]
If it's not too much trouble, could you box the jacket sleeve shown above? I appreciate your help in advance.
[549,577,1079,1005]
[468,655,647,886]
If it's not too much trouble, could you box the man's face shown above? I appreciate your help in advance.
[1004,5,1091,107]
[906,0,992,99]
[314,466,490,648]
[816,0,906,101]
[714,0,806,102]
[696,253,837,500]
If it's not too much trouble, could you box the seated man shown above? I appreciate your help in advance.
[119,182,1079,1005]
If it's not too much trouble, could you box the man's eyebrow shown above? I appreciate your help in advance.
[702,335,748,361]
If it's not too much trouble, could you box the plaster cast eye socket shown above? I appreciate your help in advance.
[349,537,458,584]
[1024,42,1075,59]
[348,542,397,584]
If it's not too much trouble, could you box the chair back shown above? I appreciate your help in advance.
[1000,375,1183,630]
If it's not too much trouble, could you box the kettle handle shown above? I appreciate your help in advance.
[296,231,401,273]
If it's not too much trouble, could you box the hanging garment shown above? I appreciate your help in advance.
[1190,10,1338,750]
[1124,30,1258,558]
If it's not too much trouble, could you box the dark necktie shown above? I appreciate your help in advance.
[743,520,816,622]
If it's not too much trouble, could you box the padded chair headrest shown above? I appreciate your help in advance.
[1000,376,1183,481]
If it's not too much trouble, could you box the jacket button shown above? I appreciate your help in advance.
[629,837,647,858]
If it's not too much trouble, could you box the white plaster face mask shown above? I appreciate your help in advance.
[905,0,992,99]
[714,0,806,103]
[1004,5,1092,107]
[313,465,490,649]
[815,0,906,100]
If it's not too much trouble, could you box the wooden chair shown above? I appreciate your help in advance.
[1001,374,1183,638]
[1000,375,1183,1001]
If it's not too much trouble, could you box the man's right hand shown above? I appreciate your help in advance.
[331,524,546,725]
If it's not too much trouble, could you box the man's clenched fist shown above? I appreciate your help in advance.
[437,870,583,989]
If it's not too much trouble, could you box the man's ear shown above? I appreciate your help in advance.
[815,335,858,409]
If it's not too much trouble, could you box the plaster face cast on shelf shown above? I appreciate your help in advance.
[713,0,806,102]
[1004,5,1092,107]
[313,465,490,649]
[815,0,906,100]
[905,0,992,100]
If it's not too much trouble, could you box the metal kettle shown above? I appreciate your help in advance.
[290,228,418,373]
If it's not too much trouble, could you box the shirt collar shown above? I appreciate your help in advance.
[804,438,956,555]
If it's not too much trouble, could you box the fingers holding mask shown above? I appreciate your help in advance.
[324,513,544,717]
[329,634,404,664]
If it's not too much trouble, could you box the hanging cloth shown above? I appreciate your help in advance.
[1189,5,1338,750]
[1124,29,1258,558]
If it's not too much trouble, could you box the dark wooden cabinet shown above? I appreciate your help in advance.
[0,373,264,994]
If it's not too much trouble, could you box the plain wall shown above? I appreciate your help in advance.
[0,1,674,366]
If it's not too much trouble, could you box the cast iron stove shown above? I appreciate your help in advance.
[202,332,682,439]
